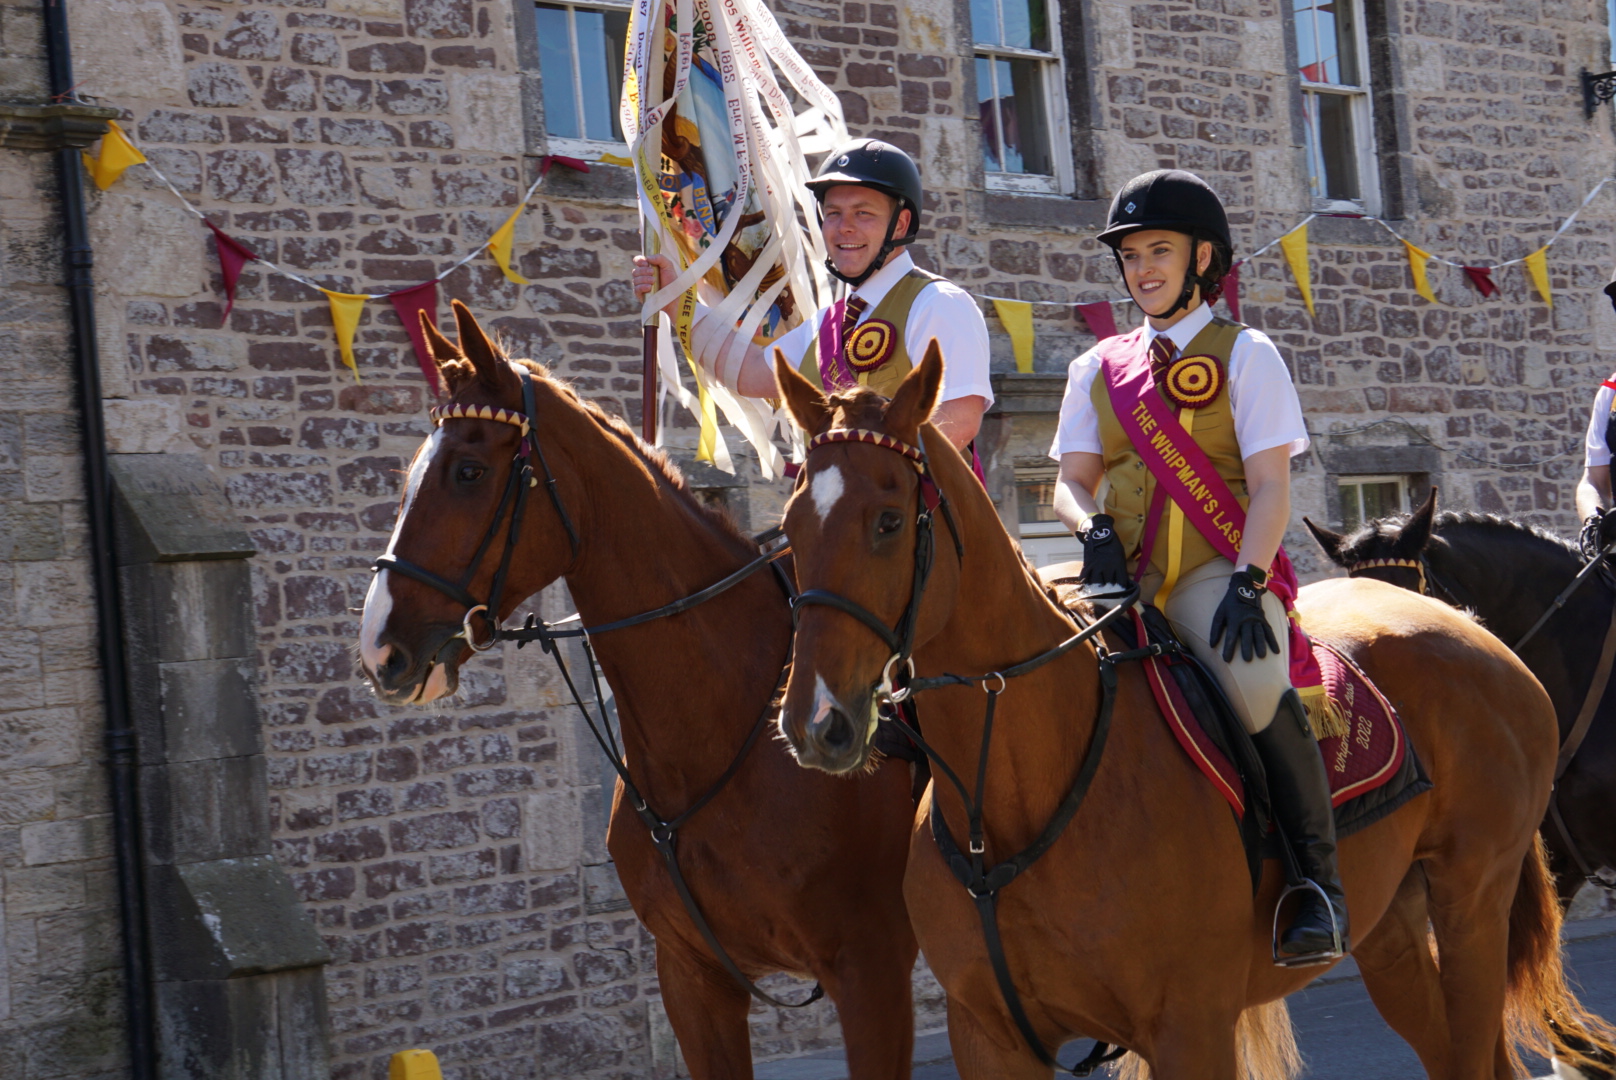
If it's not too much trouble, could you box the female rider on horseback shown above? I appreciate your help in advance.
[1047,170,1348,965]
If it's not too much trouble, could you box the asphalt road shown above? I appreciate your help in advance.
[757,922,1616,1080]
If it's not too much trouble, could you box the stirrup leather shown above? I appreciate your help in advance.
[1270,878,1345,968]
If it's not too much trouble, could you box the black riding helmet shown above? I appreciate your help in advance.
[806,139,923,287]
[1098,170,1233,318]
[1603,264,1616,313]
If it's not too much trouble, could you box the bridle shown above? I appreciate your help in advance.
[789,424,1155,1077]
[370,365,822,1010]
[373,371,580,652]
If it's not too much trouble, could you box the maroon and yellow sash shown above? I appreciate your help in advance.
[1100,333,1330,721]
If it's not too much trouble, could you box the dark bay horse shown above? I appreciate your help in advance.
[1305,491,1616,906]
[356,302,919,1078]
[769,343,1614,1079]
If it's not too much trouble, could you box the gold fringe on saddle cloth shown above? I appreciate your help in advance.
[1298,684,1351,741]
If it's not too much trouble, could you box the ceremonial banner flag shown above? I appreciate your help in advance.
[389,281,441,393]
[1524,247,1553,307]
[487,207,530,285]
[1077,300,1119,341]
[82,120,146,190]
[1279,223,1314,317]
[322,290,368,381]
[1463,265,1498,298]
[1403,241,1437,304]
[623,0,848,474]
[991,299,1035,373]
[205,222,258,321]
[1220,263,1241,322]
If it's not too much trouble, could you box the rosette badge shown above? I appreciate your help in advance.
[1163,354,1224,409]
[845,318,899,372]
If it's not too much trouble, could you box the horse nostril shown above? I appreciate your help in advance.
[376,643,410,685]
[813,706,856,754]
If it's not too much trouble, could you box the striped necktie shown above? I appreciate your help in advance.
[841,295,869,347]
[1149,335,1176,388]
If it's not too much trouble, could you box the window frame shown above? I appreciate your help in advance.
[1014,464,1068,537]
[530,0,633,161]
[1293,0,1381,216]
[971,0,1076,196]
[1336,473,1410,531]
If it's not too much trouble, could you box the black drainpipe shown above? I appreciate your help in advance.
[40,1,156,1075]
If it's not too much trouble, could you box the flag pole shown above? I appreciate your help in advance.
[641,319,658,444]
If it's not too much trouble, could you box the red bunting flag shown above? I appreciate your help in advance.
[1077,300,1119,341]
[388,281,441,394]
[1462,265,1498,298]
[1220,263,1242,322]
[206,221,258,321]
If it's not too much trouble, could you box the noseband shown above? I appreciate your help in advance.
[372,370,581,651]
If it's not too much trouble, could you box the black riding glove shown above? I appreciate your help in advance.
[1078,514,1129,589]
[1208,568,1280,663]
[1582,509,1616,561]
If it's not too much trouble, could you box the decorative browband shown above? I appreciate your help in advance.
[429,402,530,435]
[805,427,925,466]
[1347,557,1427,595]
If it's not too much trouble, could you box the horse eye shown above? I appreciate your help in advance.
[456,463,486,484]
[876,510,904,535]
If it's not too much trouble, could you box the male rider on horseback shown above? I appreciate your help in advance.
[1047,170,1349,964]
[1576,272,1616,558]
[631,139,992,453]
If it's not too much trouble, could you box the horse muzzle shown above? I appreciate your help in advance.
[783,675,879,774]
[365,630,464,705]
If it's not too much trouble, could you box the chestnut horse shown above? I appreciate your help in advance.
[1305,489,1616,909]
[356,303,918,1078]
[770,343,1614,1079]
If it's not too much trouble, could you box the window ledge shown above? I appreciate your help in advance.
[1308,213,1386,245]
[983,191,1107,232]
[536,158,637,206]
[988,371,1068,414]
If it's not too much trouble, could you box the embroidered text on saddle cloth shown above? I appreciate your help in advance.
[1098,326,1334,726]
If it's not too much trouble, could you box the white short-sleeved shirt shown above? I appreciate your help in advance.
[1585,378,1616,467]
[1048,304,1308,462]
[770,252,994,406]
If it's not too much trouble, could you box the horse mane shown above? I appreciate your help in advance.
[440,352,753,547]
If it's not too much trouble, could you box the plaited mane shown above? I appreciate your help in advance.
[1333,509,1577,566]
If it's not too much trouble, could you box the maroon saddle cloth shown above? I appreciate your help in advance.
[1108,606,1431,847]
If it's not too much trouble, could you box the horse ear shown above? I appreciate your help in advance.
[774,347,832,436]
[450,299,507,387]
[884,338,944,439]
[1303,516,1348,566]
[1393,485,1438,558]
[420,311,471,393]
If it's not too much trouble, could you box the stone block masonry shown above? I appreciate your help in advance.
[22,0,1616,1074]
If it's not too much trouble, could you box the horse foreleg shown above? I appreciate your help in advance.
[941,994,1057,1080]
[655,947,757,1080]
[1425,856,1519,1080]
[1355,864,1453,1077]
[820,937,918,1080]
[1143,1006,1242,1080]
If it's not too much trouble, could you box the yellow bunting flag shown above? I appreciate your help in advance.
[322,289,368,382]
[82,120,146,190]
[991,299,1035,374]
[1524,246,1553,308]
[597,152,633,167]
[1402,241,1437,304]
[487,207,530,285]
[1278,223,1314,317]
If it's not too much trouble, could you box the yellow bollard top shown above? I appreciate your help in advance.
[389,1049,443,1080]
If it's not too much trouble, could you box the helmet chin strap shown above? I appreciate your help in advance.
[825,205,912,288]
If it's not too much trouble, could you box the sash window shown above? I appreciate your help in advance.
[533,1,630,154]
[972,0,1071,195]
[1338,474,1409,530]
[1292,0,1379,213]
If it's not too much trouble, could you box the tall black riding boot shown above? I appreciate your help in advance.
[1251,690,1350,962]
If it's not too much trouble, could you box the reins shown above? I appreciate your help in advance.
[793,426,1156,1076]
[374,368,824,1010]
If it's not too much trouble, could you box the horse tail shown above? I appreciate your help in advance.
[1112,1000,1300,1080]
[1504,832,1616,1074]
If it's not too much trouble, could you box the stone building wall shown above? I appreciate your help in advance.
[14,0,1614,1076]
[0,2,131,1076]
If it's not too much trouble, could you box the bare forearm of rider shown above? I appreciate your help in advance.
[1578,465,1612,520]
[1056,444,1291,573]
